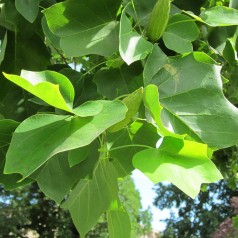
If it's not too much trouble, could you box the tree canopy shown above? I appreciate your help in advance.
[0,0,238,237]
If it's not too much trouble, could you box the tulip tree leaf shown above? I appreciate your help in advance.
[133,136,223,198]
[73,101,103,117]
[62,160,118,238]
[0,120,32,189]
[4,100,127,179]
[163,14,200,54]
[119,7,153,65]
[35,153,83,204]
[200,6,238,27]
[122,0,157,27]
[15,0,40,23]
[108,120,159,177]
[43,0,120,57]
[94,64,143,100]
[143,44,168,86]
[68,145,90,167]
[107,206,131,238]
[150,53,238,149]
[3,70,75,112]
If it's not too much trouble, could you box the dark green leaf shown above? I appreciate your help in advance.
[163,14,199,53]
[62,160,118,238]
[143,44,168,86]
[15,0,40,23]
[94,64,143,100]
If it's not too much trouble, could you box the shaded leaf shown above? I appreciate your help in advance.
[62,160,118,238]
[108,120,159,177]
[43,0,120,56]
[15,0,40,23]
[143,44,168,86]
[94,64,143,100]
[133,136,223,198]
[163,14,200,54]
[68,145,90,167]
[122,0,157,27]
[0,120,32,189]
[35,153,84,204]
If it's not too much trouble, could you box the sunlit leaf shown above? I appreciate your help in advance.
[4,101,127,179]
[133,136,223,198]
[4,70,75,112]
[119,7,153,65]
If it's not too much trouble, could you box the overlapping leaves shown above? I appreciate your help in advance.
[1,0,238,237]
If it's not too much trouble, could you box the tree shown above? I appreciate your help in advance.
[0,0,238,237]
[0,176,151,237]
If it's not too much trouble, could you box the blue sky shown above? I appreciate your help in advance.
[132,169,171,232]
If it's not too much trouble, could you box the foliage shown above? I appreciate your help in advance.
[0,176,150,237]
[0,0,238,237]
[154,145,238,238]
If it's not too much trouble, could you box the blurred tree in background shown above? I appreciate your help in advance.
[0,176,152,238]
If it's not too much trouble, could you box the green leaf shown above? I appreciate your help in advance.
[3,70,75,112]
[232,215,238,229]
[35,153,85,204]
[73,101,103,117]
[109,88,143,132]
[0,120,32,189]
[143,44,168,86]
[200,6,238,27]
[94,64,143,100]
[4,100,127,179]
[163,14,200,54]
[41,16,61,49]
[43,0,120,57]
[150,54,238,149]
[108,120,159,177]
[122,0,157,27]
[119,7,153,65]
[0,33,7,65]
[144,84,182,138]
[15,0,40,23]
[68,145,90,167]
[133,136,223,198]
[107,205,131,238]
[62,160,118,238]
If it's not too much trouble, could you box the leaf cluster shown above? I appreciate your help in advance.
[0,0,238,237]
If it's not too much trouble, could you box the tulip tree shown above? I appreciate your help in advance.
[0,0,238,237]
